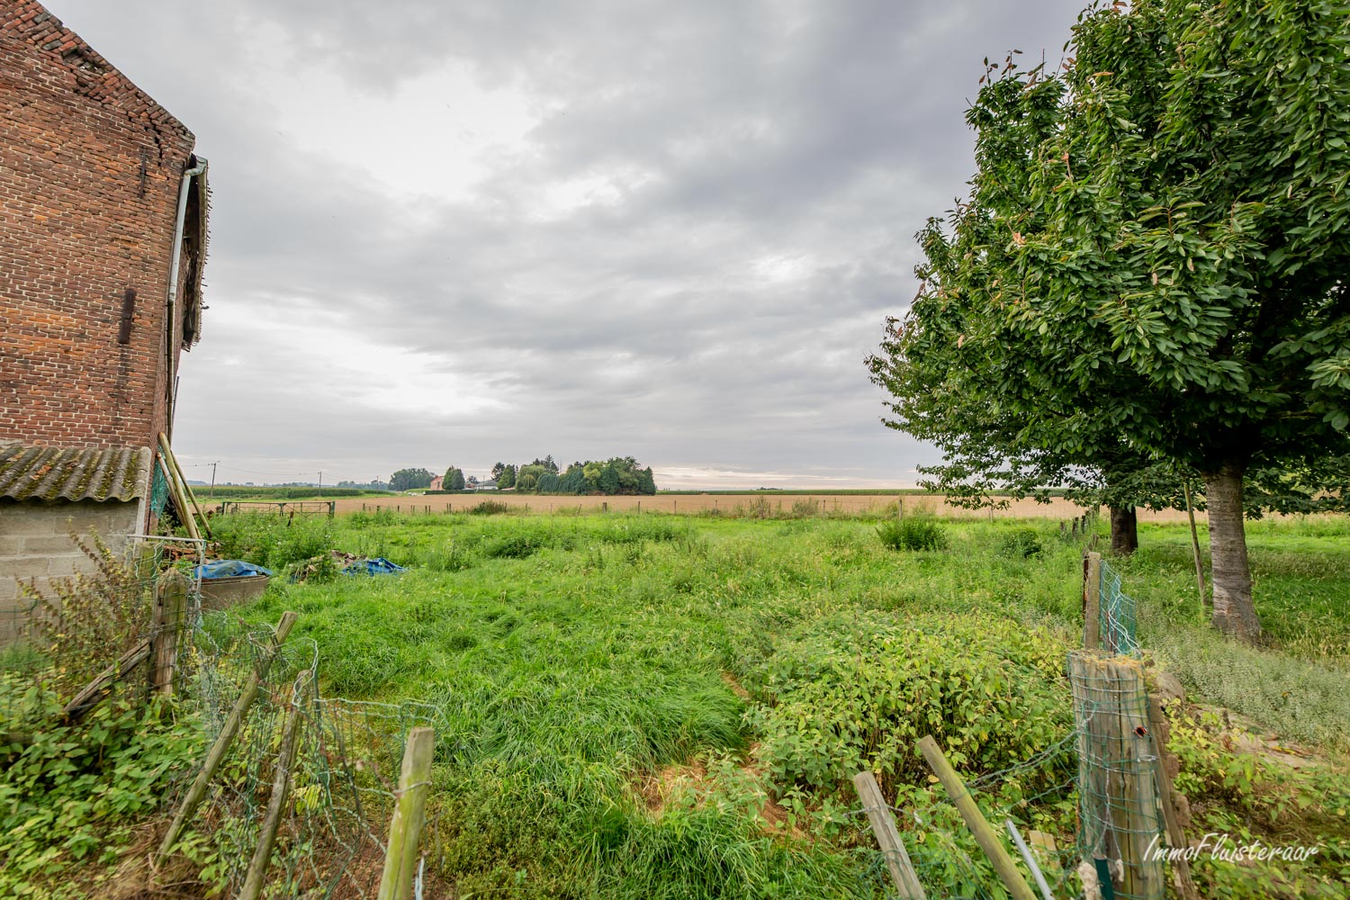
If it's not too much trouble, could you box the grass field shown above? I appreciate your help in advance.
[208,509,1350,899]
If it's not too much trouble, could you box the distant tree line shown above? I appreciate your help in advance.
[389,468,434,492]
[390,456,657,495]
[492,456,656,495]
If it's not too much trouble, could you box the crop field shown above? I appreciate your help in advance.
[204,508,1350,899]
[323,492,1203,522]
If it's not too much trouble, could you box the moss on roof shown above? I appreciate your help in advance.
[0,443,152,503]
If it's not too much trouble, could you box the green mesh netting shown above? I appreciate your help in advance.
[151,458,170,518]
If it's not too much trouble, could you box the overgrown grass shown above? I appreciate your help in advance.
[214,511,1350,899]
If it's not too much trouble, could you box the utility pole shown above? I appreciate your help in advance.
[209,461,218,498]
[318,471,323,490]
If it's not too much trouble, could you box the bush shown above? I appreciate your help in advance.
[0,692,204,897]
[468,500,512,516]
[999,528,1044,559]
[877,517,949,551]
[743,611,1070,794]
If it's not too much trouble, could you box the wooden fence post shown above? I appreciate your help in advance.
[1083,552,1102,650]
[155,611,299,864]
[852,771,926,898]
[237,682,304,900]
[377,726,435,900]
[150,569,190,696]
[917,736,1036,900]
[1068,654,1166,900]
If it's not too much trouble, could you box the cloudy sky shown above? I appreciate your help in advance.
[52,0,1086,488]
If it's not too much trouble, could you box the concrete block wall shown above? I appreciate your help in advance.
[0,498,139,641]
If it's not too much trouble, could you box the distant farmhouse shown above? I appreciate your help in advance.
[0,0,209,636]
[428,474,444,492]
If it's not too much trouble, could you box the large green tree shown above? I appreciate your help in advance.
[870,0,1350,642]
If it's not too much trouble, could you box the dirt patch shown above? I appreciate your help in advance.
[638,759,710,813]
[635,747,808,842]
[721,672,752,702]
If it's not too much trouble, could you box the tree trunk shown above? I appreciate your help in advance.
[1109,506,1138,556]
[1203,461,1261,642]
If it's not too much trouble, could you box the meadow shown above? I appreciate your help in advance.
[207,507,1350,899]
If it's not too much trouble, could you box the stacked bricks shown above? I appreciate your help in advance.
[0,0,198,451]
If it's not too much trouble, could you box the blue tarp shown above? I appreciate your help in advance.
[195,560,273,579]
[343,557,407,577]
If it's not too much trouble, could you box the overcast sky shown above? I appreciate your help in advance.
[51,0,1086,488]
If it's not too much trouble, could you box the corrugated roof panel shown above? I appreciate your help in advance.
[0,443,151,502]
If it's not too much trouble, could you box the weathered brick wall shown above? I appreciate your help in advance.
[0,0,197,451]
[0,498,139,642]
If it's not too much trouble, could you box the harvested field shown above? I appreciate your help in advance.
[330,492,1204,521]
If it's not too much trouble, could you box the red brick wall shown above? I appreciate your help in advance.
[0,0,197,451]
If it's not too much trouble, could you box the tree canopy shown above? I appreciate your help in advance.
[390,468,434,492]
[869,0,1350,641]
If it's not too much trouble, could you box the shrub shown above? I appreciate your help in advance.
[484,533,541,559]
[468,500,512,516]
[743,611,1070,795]
[0,692,204,897]
[999,528,1043,559]
[877,517,948,551]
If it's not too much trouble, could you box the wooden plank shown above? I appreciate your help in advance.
[155,611,298,864]
[1083,552,1102,651]
[917,736,1037,900]
[852,771,927,898]
[63,638,151,722]
[1147,696,1200,900]
[237,684,304,900]
[377,726,436,900]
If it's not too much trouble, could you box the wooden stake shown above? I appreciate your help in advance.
[917,736,1037,900]
[156,611,299,864]
[158,433,212,539]
[157,453,200,541]
[150,570,189,696]
[237,684,304,900]
[852,771,926,898]
[1147,697,1200,900]
[1083,552,1102,651]
[377,726,435,900]
[1183,480,1206,623]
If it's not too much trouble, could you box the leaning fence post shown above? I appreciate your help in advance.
[155,611,299,864]
[1147,696,1200,900]
[1083,552,1102,650]
[237,679,305,900]
[917,736,1037,900]
[378,726,435,900]
[852,771,926,898]
[150,569,190,697]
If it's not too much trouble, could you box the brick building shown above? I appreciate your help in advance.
[0,0,209,634]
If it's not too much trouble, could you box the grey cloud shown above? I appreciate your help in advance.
[46,0,1087,484]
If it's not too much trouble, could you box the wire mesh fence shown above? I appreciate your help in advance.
[1098,559,1141,657]
[1,535,441,898]
[183,615,441,898]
